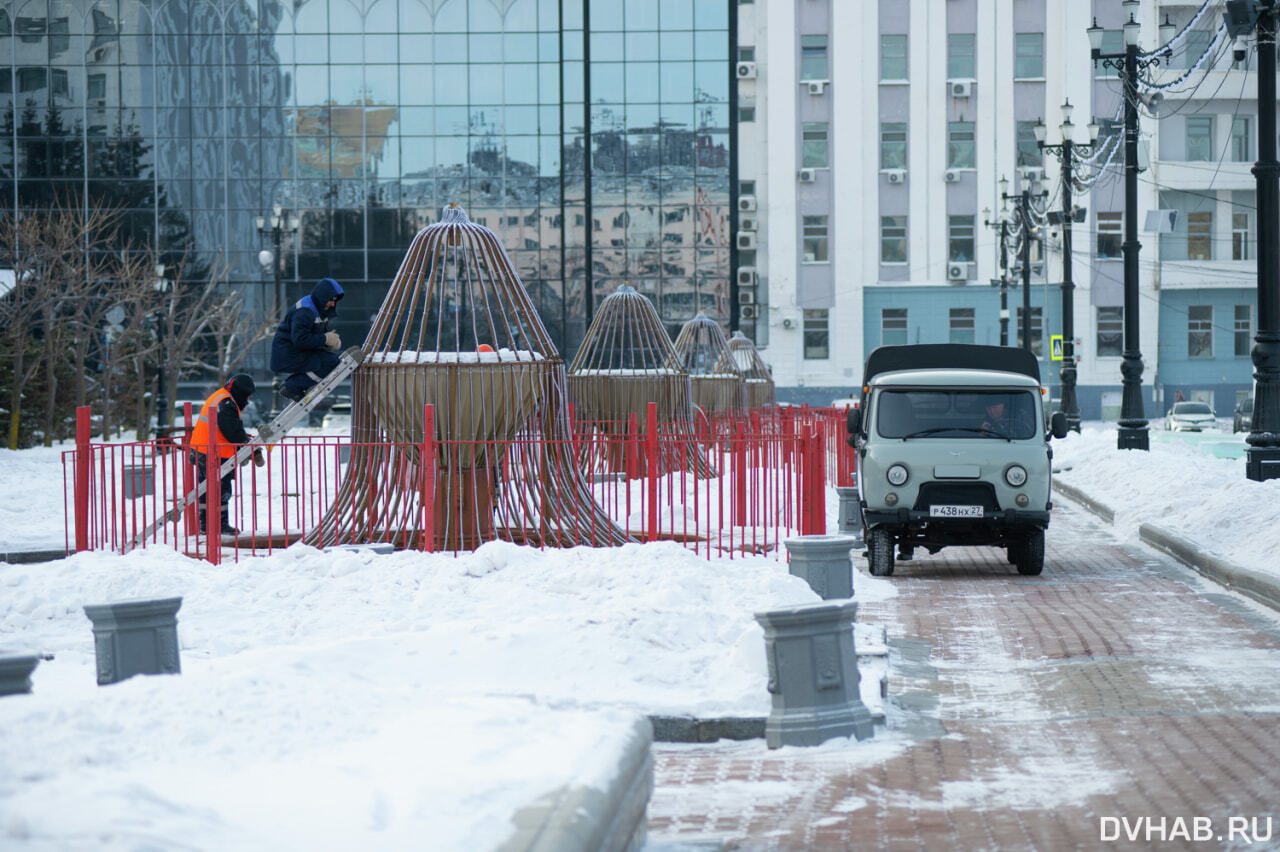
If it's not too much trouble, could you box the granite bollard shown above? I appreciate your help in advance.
[785,534,857,600]
[754,600,874,748]
[83,597,182,685]
[0,653,40,697]
[835,486,863,544]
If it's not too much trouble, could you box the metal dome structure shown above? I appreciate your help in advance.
[671,312,746,416]
[306,204,630,550]
[725,330,777,409]
[568,284,711,476]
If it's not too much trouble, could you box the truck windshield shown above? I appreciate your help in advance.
[875,389,1040,440]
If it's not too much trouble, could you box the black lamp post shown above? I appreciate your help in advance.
[152,263,169,433]
[256,206,299,413]
[984,201,1012,347]
[1035,101,1101,433]
[1002,169,1048,355]
[1224,0,1280,480]
[1088,4,1171,451]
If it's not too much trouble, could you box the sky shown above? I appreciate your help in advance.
[1,420,1277,848]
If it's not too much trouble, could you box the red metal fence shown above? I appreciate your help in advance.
[64,403,853,563]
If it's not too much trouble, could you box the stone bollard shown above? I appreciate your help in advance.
[835,487,863,544]
[755,600,874,748]
[83,597,182,686]
[0,653,40,697]
[785,534,857,600]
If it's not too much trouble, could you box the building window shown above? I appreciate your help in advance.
[1183,27,1212,70]
[881,216,907,263]
[881,34,908,81]
[1186,116,1214,162]
[801,35,828,80]
[1188,305,1213,358]
[1016,306,1043,356]
[882,308,908,345]
[1233,211,1251,260]
[880,122,907,169]
[948,122,975,168]
[17,67,46,93]
[1232,117,1251,162]
[802,123,829,168]
[738,46,755,62]
[1097,306,1123,357]
[803,309,829,359]
[1016,121,1041,167]
[1097,212,1122,258]
[87,73,106,100]
[1188,210,1213,260]
[802,215,828,262]
[739,106,755,122]
[1235,304,1252,357]
[948,33,975,79]
[949,215,975,262]
[1014,33,1044,78]
[949,308,975,344]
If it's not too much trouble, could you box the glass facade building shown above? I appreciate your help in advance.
[2,0,732,366]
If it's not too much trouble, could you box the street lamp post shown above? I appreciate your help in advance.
[984,200,1012,346]
[1224,0,1280,480]
[153,263,169,433]
[1002,170,1048,355]
[1089,4,1170,451]
[255,205,300,323]
[1036,101,1101,433]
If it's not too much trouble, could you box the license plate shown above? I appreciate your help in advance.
[930,504,983,518]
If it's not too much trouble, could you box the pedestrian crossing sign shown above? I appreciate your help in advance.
[1050,335,1064,361]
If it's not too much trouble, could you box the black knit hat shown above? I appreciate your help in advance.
[226,374,256,408]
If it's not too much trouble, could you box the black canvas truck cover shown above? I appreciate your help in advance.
[862,344,1041,386]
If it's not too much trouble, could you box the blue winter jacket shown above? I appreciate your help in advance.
[270,278,344,373]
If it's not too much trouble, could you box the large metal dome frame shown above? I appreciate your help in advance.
[306,204,630,550]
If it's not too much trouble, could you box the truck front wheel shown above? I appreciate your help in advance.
[867,528,896,576]
[1014,528,1045,576]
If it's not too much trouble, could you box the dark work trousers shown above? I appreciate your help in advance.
[190,451,234,530]
[282,349,341,398]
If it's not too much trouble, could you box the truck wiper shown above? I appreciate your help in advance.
[900,426,1011,441]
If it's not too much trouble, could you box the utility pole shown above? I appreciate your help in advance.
[1089,4,1169,451]
[985,202,1012,346]
[1037,102,1101,433]
[1226,0,1280,479]
[1002,170,1047,355]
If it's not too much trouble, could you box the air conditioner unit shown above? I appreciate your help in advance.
[948,79,973,98]
[740,304,759,320]
[806,80,827,95]
[738,195,757,213]
[736,231,757,250]
[947,262,968,281]
[736,61,757,79]
[740,217,757,231]
[1022,166,1044,184]
[885,169,907,184]
[944,169,962,183]
[737,266,757,286]
[798,168,817,183]
[738,289,755,305]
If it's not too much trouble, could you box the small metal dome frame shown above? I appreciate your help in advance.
[671,312,746,416]
[724,330,777,409]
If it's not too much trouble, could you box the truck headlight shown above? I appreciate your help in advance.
[886,464,909,486]
[1004,465,1028,487]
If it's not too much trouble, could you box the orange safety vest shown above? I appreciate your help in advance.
[190,388,239,459]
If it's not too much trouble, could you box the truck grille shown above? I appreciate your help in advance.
[912,481,999,512]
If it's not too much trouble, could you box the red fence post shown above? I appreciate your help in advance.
[733,421,747,526]
[74,406,91,552]
[182,402,196,537]
[422,404,435,552]
[646,402,659,542]
[205,430,220,565]
[811,427,827,534]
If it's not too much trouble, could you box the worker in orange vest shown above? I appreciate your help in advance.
[189,374,263,536]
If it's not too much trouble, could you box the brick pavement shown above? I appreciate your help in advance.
[646,501,1280,851]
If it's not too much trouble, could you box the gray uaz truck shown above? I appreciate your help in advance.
[845,344,1069,577]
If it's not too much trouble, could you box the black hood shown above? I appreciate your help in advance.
[310,278,344,317]
[225,374,255,409]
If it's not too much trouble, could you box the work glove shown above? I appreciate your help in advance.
[324,331,341,351]
[253,448,265,468]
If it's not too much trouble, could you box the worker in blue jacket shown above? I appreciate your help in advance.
[270,277,344,402]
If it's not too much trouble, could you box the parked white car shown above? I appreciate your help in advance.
[1164,401,1217,432]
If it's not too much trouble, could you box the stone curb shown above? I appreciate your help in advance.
[0,549,66,565]
[500,715,653,852]
[648,714,765,743]
[1052,481,1280,613]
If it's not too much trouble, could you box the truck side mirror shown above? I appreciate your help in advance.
[846,406,861,436]
[1049,411,1069,439]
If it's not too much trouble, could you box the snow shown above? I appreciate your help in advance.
[2,420,1278,848]
[367,349,545,364]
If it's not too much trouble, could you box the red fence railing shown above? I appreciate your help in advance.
[65,403,854,564]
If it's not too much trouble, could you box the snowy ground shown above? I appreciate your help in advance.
[2,420,1278,849]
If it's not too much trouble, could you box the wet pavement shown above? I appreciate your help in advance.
[646,500,1280,850]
